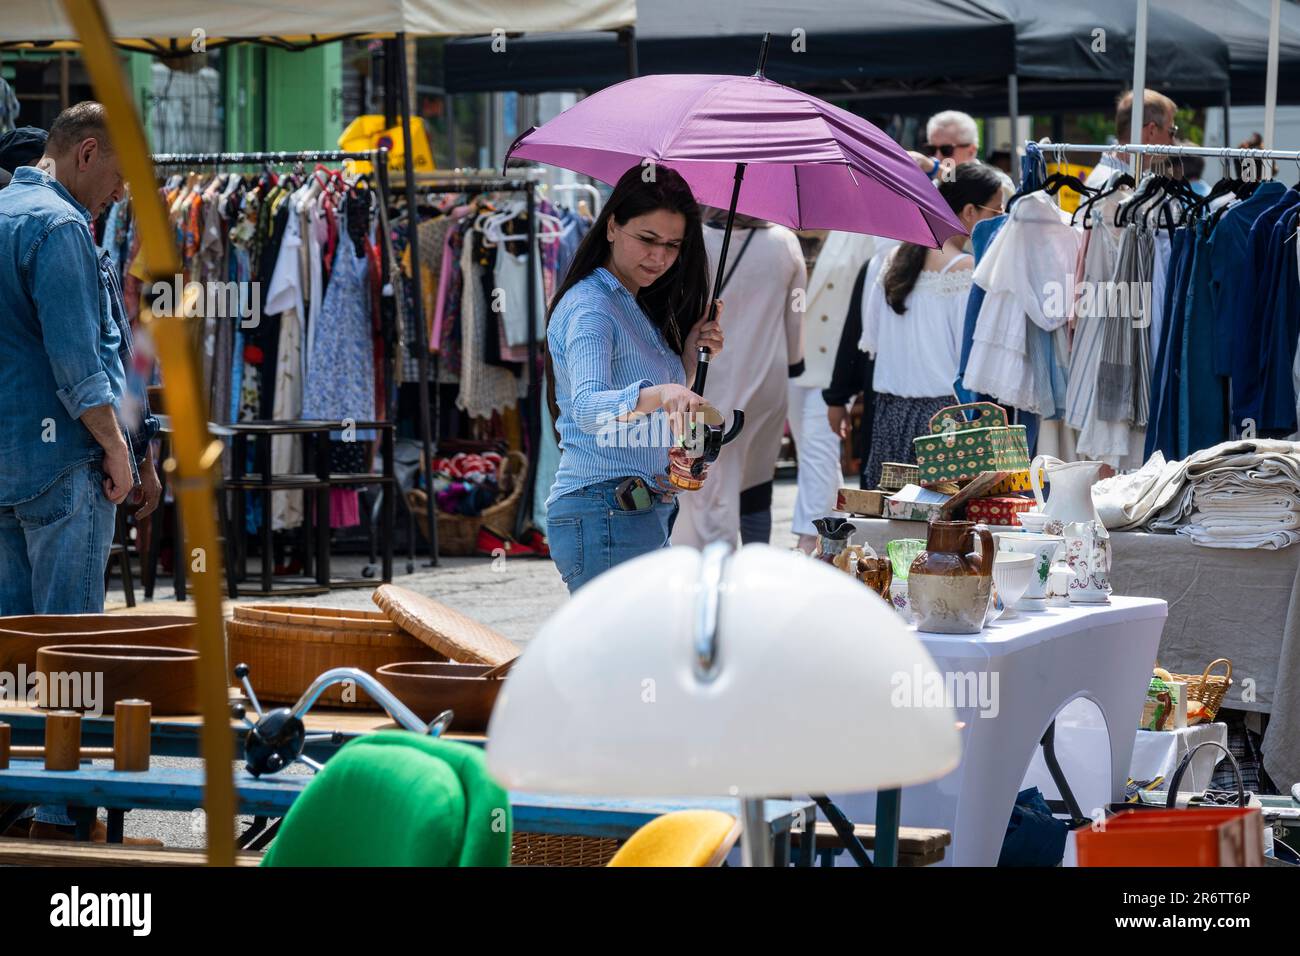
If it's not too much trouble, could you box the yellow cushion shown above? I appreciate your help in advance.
[607,810,740,867]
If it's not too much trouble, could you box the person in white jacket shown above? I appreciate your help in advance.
[672,211,805,547]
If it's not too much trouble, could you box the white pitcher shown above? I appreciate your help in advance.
[1029,455,1107,528]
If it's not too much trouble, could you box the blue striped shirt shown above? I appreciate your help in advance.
[546,266,686,507]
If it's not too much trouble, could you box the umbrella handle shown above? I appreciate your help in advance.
[690,346,711,394]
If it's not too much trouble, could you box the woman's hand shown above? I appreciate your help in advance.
[682,299,724,380]
[655,383,705,440]
[827,405,851,440]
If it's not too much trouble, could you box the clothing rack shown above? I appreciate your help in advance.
[403,174,543,550]
[143,147,411,574]
[150,149,383,166]
[1030,140,1300,179]
[145,147,396,416]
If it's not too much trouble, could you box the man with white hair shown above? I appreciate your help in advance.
[923,110,980,177]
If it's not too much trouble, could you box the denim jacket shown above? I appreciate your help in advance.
[0,166,156,506]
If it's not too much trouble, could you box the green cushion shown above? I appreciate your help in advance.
[261,732,512,867]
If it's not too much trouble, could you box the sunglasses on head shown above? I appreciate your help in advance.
[927,142,974,158]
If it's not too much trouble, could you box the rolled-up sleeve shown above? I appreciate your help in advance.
[564,308,652,433]
[29,221,113,420]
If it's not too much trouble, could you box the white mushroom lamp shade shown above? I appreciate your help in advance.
[486,543,961,796]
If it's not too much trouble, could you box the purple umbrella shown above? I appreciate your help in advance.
[505,37,967,396]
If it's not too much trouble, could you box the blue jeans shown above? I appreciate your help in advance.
[0,461,114,828]
[547,478,678,594]
[0,460,116,615]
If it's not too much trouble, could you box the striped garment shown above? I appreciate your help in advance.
[546,266,687,508]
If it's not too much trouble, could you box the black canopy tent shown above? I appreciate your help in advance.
[444,0,1238,112]
[1153,0,1300,105]
[445,1,1017,94]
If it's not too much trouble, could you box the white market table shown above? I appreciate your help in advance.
[1023,707,1229,805]
[829,596,1167,866]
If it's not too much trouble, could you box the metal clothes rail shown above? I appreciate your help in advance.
[150,149,383,166]
[1035,141,1300,162]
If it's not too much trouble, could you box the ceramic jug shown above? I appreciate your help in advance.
[908,520,995,633]
[812,516,856,564]
[1063,520,1112,604]
[1029,455,1107,531]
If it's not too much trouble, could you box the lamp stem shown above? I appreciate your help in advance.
[740,797,773,867]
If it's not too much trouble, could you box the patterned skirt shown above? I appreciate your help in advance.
[864,392,952,490]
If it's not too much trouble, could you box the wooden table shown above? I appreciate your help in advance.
[0,760,813,865]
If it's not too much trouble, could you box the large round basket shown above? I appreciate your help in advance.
[406,451,528,556]
[226,604,444,710]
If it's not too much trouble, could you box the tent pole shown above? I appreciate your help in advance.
[1265,0,1281,148]
[1222,89,1232,179]
[1007,73,1019,185]
[624,26,638,78]
[396,33,439,566]
[1130,0,1149,177]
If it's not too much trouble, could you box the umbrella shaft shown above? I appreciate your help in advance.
[692,162,747,396]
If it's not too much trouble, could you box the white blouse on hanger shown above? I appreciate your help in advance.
[963,191,1080,414]
[859,246,972,398]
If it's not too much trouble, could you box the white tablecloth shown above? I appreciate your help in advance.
[828,597,1168,866]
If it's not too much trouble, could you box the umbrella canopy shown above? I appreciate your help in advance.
[505,72,967,248]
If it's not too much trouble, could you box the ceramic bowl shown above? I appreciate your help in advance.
[990,552,1036,620]
[1015,510,1053,533]
[994,531,1065,604]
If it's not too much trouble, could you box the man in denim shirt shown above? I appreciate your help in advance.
[0,102,160,617]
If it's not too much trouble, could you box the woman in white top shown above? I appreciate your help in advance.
[858,162,1004,489]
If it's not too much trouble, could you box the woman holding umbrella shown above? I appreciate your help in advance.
[544,164,724,593]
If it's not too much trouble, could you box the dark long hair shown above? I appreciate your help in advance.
[545,164,709,424]
[883,162,1003,314]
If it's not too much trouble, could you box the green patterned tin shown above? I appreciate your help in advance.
[912,402,1030,487]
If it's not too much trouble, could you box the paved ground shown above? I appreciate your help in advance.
[90,475,819,848]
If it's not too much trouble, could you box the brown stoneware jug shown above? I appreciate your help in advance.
[908,520,995,633]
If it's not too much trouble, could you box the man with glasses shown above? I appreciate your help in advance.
[1084,88,1179,189]
[920,110,980,180]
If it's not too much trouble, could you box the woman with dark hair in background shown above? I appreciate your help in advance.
[544,164,724,593]
[856,162,1004,489]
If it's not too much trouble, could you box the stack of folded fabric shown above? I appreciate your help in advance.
[1093,439,1300,549]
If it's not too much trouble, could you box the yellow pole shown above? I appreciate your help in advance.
[60,0,236,866]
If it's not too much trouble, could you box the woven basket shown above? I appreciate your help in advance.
[226,605,444,710]
[511,833,621,867]
[407,451,528,556]
[1167,658,1233,722]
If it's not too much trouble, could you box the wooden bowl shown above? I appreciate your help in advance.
[375,661,506,733]
[0,614,197,676]
[34,644,199,716]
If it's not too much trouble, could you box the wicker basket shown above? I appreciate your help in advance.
[226,604,444,709]
[1167,658,1233,722]
[511,833,621,867]
[407,451,528,556]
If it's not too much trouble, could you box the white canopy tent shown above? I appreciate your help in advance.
[0,0,634,43]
